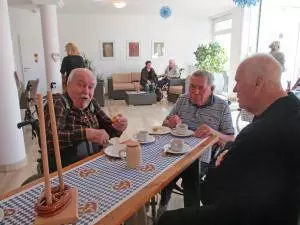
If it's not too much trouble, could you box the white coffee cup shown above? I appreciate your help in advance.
[136,130,149,142]
[176,123,188,135]
[170,139,184,152]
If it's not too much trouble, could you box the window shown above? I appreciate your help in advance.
[214,19,232,32]
[212,16,232,94]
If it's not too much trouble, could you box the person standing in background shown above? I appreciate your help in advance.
[269,41,285,72]
[60,42,85,89]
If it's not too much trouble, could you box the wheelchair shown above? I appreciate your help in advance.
[17,83,102,186]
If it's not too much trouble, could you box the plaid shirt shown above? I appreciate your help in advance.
[45,93,122,152]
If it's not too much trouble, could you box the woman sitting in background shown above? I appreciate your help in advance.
[60,42,85,85]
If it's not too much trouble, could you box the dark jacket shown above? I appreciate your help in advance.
[201,93,300,225]
[60,55,85,80]
[140,67,158,86]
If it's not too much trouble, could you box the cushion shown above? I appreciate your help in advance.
[113,83,135,91]
[112,73,132,83]
[131,72,141,82]
[169,86,183,94]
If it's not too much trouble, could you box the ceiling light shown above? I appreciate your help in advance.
[112,0,127,8]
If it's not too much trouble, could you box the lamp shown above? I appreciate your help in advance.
[233,0,260,7]
[112,0,127,8]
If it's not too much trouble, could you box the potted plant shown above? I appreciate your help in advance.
[82,53,95,72]
[194,42,228,93]
[82,53,105,106]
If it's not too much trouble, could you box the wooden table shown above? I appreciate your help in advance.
[0,135,218,225]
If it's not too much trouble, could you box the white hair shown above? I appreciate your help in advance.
[169,58,175,63]
[67,68,96,86]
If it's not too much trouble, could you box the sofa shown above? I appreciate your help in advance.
[108,72,141,99]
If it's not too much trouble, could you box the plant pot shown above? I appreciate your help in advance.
[95,79,104,107]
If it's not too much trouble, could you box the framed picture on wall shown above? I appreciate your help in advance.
[126,41,141,59]
[100,41,115,60]
[152,41,165,58]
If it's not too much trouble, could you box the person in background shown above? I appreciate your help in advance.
[157,59,180,90]
[269,41,285,72]
[140,60,158,93]
[60,42,85,84]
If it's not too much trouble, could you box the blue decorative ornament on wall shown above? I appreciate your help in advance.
[233,0,260,7]
[160,6,172,19]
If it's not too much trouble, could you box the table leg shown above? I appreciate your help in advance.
[125,206,148,225]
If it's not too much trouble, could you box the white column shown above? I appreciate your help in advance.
[0,0,26,170]
[228,7,244,94]
[40,4,62,93]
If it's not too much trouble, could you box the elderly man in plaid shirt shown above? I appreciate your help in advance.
[45,68,128,172]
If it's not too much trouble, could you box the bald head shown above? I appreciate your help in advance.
[168,59,176,68]
[234,54,286,116]
[237,54,282,86]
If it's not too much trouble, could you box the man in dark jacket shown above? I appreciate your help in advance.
[140,60,158,93]
[158,54,300,225]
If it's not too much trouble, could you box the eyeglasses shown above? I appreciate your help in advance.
[189,84,207,92]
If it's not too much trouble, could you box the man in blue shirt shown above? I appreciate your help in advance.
[158,70,235,213]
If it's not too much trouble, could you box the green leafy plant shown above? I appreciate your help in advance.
[82,52,94,71]
[82,52,104,80]
[194,42,227,73]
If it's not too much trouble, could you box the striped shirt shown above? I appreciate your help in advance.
[169,94,234,163]
[45,94,122,152]
[169,94,234,134]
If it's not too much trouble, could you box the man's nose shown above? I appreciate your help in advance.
[83,86,89,94]
[233,85,237,93]
[195,89,200,94]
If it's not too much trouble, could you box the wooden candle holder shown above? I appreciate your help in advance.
[35,92,78,225]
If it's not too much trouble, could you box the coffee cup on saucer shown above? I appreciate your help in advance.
[176,123,188,135]
[136,130,149,142]
[170,139,184,152]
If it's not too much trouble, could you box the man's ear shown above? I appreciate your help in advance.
[255,76,264,87]
[211,85,215,92]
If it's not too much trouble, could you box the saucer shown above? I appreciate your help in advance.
[133,134,156,144]
[164,143,191,154]
[149,126,171,135]
[104,144,126,158]
[171,129,194,137]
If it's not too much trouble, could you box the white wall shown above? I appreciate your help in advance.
[9,8,47,93]
[9,8,211,93]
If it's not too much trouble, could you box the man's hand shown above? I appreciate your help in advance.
[215,149,229,167]
[164,115,181,128]
[86,128,110,146]
[194,124,217,139]
[112,114,128,132]
[147,80,151,85]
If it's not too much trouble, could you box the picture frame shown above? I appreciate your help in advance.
[100,41,115,60]
[152,41,165,58]
[126,41,141,59]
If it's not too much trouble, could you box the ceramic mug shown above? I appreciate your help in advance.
[176,123,188,135]
[119,141,141,168]
[136,130,149,142]
[170,139,184,152]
